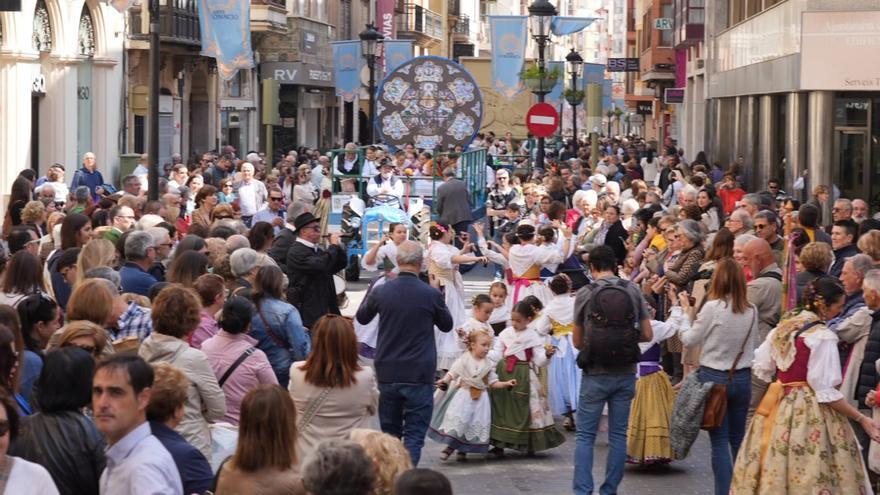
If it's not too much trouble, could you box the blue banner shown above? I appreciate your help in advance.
[384,40,414,73]
[331,41,362,102]
[603,79,613,111]
[551,16,598,35]
[545,61,565,105]
[197,0,254,81]
[582,63,605,88]
[489,16,528,98]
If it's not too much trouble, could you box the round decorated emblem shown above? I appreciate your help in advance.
[375,56,483,152]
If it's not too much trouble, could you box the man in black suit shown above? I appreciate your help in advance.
[356,240,453,466]
[285,212,347,328]
[435,167,472,237]
[268,201,312,269]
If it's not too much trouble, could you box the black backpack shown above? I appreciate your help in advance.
[577,279,641,369]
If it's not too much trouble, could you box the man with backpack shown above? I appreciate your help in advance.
[572,245,653,495]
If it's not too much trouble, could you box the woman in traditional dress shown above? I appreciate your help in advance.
[505,224,570,307]
[355,222,408,357]
[730,276,880,495]
[426,222,487,370]
[536,274,580,431]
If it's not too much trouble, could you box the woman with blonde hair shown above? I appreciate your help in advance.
[49,320,109,358]
[349,429,412,495]
[795,242,832,303]
[289,314,378,462]
[676,258,759,495]
[20,201,46,237]
[65,278,115,328]
[857,229,880,264]
[76,239,117,277]
[214,384,305,494]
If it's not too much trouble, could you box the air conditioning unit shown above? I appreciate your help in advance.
[696,58,705,69]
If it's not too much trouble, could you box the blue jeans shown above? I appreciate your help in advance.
[573,373,636,495]
[698,366,752,495]
[378,382,434,466]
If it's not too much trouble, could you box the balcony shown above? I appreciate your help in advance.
[250,0,287,34]
[452,14,470,43]
[673,0,704,48]
[397,3,443,48]
[449,0,460,18]
[129,2,200,47]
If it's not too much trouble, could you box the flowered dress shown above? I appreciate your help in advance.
[535,294,581,417]
[488,327,565,452]
[626,310,680,465]
[428,240,469,370]
[427,352,497,454]
[730,310,872,494]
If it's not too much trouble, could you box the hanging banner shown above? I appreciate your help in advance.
[603,79,613,111]
[384,40,414,73]
[331,41,362,102]
[489,16,528,99]
[545,61,565,105]
[550,17,598,36]
[582,63,605,88]
[376,0,396,72]
[197,0,255,80]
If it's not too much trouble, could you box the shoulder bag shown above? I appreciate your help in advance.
[256,304,290,350]
[297,386,333,431]
[217,347,257,387]
[701,307,757,430]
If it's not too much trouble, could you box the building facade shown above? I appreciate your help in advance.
[703,0,880,203]
[0,0,124,191]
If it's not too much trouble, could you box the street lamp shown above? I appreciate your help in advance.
[565,48,583,156]
[527,0,556,169]
[359,22,384,144]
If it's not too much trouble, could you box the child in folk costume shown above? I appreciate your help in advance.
[730,277,880,494]
[536,274,581,432]
[428,329,517,460]
[505,223,572,306]
[427,222,489,370]
[626,295,681,465]
[487,282,511,336]
[455,295,495,350]
[488,300,565,457]
[355,222,409,357]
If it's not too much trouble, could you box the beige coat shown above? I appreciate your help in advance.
[215,462,306,495]
[139,333,227,459]
[288,362,379,461]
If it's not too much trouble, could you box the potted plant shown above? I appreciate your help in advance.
[520,63,560,93]
[564,88,584,106]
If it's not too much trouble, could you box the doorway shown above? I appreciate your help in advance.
[835,129,869,202]
[30,95,41,173]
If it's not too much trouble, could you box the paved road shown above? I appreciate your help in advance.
[342,265,715,494]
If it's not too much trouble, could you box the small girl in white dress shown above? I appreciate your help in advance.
[428,329,516,460]
[456,294,495,350]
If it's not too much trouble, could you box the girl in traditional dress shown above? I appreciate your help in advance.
[487,282,510,336]
[355,222,408,357]
[488,300,565,457]
[730,276,880,494]
[505,224,571,307]
[428,329,517,461]
[455,294,495,350]
[626,295,680,465]
[427,222,488,370]
[537,274,581,431]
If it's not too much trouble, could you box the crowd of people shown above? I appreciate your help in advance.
[1,131,880,495]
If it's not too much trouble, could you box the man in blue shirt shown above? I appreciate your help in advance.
[147,363,212,495]
[356,240,453,465]
[70,151,105,202]
[120,231,158,297]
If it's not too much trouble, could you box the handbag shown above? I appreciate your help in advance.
[701,308,756,430]
[297,386,333,431]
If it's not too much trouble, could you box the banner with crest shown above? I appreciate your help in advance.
[197,0,255,80]
[331,41,362,102]
[489,16,528,99]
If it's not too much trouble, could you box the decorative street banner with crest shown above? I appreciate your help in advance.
[197,0,255,80]
[550,16,598,35]
[545,61,565,106]
[331,41,362,102]
[375,56,483,152]
[489,16,528,99]
[384,40,414,74]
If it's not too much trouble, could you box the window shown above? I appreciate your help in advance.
[227,72,241,98]
[293,0,327,22]
[642,11,652,50]
[339,0,351,39]
[660,3,673,46]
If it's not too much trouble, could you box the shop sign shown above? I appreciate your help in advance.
[663,88,684,104]
[802,11,880,90]
[262,62,334,87]
[636,101,653,115]
[607,58,640,72]
[302,30,317,55]
[654,18,673,30]
[32,74,46,94]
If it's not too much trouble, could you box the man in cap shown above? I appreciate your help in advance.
[285,212,347,329]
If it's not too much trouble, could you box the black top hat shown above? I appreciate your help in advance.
[293,212,321,231]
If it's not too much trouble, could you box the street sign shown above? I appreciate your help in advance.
[636,101,653,115]
[526,103,559,138]
[654,18,673,30]
[664,88,685,104]
[607,58,640,72]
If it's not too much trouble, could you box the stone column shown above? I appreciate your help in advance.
[757,94,776,190]
[807,90,834,221]
[785,92,807,198]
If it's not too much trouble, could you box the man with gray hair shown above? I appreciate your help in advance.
[850,268,880,462]
[120,231,158,297]
[739,193,762,218]
[229,247,261,299]
[678,184,698,208]
[725,208,754,237]
[225,234,251,254]
[356,240,453,465]
[268,201,313,267]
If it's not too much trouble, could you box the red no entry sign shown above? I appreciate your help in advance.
[525,103,559,138]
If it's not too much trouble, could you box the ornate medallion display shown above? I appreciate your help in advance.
[375,56,483,151]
